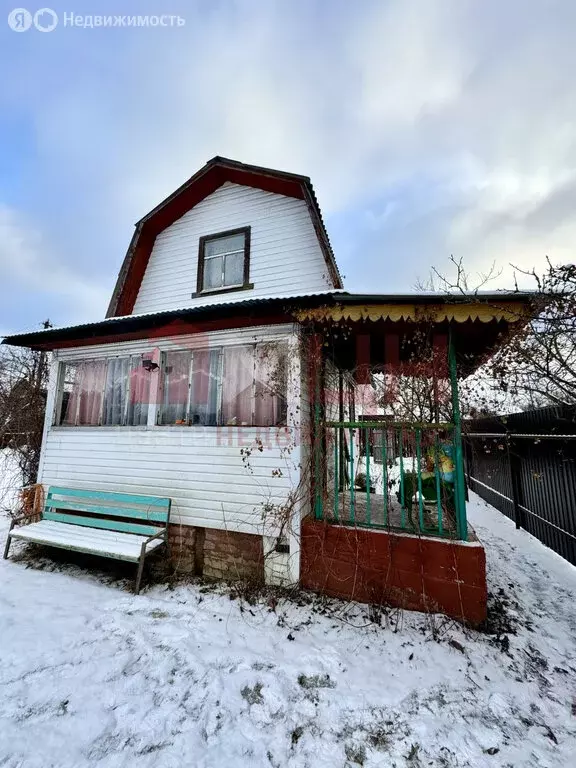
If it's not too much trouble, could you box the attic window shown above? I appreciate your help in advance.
[196,226,252,296]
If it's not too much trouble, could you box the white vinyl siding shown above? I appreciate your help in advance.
[132,182,333,314]
[37,325,304,537]
[39,429,296,533]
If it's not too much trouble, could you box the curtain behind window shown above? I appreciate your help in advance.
[255,344,288,426]
[190,349,220,426]
[102,357,131,425]
[62,361,107,426]
[161,351,191,425]
[61,362,80,425]
[128,355,152,426]
[221,346,254,426]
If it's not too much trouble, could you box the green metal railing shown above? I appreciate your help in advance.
[448,332,468,540]
[314,421,468,540]
[311,330,468,540]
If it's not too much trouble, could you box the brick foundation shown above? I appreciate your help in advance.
[300,516,487,626]
[169,524,201,574]
[203,528,264,582]
[168,524,264,582]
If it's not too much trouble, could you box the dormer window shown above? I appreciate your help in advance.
[196,226,252,296]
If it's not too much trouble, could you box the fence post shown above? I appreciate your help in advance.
[463,437,472,501]
[507,435,525,530]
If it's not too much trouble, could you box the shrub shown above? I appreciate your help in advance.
[355,473,375,493]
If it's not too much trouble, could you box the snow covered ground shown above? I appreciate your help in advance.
[0,493,575,768]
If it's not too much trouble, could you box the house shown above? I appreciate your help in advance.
[2,157,532,623]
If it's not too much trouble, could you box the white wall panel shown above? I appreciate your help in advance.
[38,326,304,536]
[132,182,333,314]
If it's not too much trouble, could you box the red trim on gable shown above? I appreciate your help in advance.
[107,158,341,318]
[143,167,304,237]
[114,227,155,319]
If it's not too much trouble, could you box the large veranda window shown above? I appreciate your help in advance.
[161,349,222,426]
[159,343,288,427]
[56,343,288,428]
[58,355,152,426]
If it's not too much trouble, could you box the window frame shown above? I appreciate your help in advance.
[158,342,288,428]
[52,338,290,430]
[54,355,154,428]
[55,359,107,427]
[195,226,252,297]
[158,348,225,427]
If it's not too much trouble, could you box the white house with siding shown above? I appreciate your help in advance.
[5,157,344,585]
[3,156,532,622]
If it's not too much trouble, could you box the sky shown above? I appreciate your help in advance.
[1,0,575,335]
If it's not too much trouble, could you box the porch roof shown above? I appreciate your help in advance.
[2,290,533,359]
[294,293,530,323]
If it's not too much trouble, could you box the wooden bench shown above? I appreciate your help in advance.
[3,486,171,594]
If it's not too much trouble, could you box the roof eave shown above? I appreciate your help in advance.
[4,291,534,351]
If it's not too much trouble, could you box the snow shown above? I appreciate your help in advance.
[1,493,575,767]
[356,455,419,496]
[10,520,165,561]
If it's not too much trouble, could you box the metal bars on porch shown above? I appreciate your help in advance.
[318,421,459,537]
[311,330,469,541]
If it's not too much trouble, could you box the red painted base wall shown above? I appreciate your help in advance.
[300,517,487,626]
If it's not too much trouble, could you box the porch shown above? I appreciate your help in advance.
[297,296,529,624]
[322,421,463,538]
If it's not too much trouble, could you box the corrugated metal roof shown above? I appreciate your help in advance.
[2,289,534,348]
[2,290,345,341]
[329,290,535,303]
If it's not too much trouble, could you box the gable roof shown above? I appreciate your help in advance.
[106,156,343,318]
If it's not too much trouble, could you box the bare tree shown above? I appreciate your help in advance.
[0,322,51,487]
[419,256,576,409]
[499,260,576,406]
[416,254,503,295]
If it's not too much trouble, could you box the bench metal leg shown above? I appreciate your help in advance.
[3,519,16,560]
[135,542,147,595]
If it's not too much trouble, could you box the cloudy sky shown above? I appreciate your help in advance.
[1,0,574,334]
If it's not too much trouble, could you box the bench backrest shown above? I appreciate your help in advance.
[44,487,171,537]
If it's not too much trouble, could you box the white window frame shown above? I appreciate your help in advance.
[52,339,289,429]
[54,355,156,427]
[203,245,245,291]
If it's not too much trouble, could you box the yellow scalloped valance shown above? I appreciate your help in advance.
[295,302,527,324]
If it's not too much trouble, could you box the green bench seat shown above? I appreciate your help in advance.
[4,486,171,594]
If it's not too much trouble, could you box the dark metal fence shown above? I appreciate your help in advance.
[465,405,576,565]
